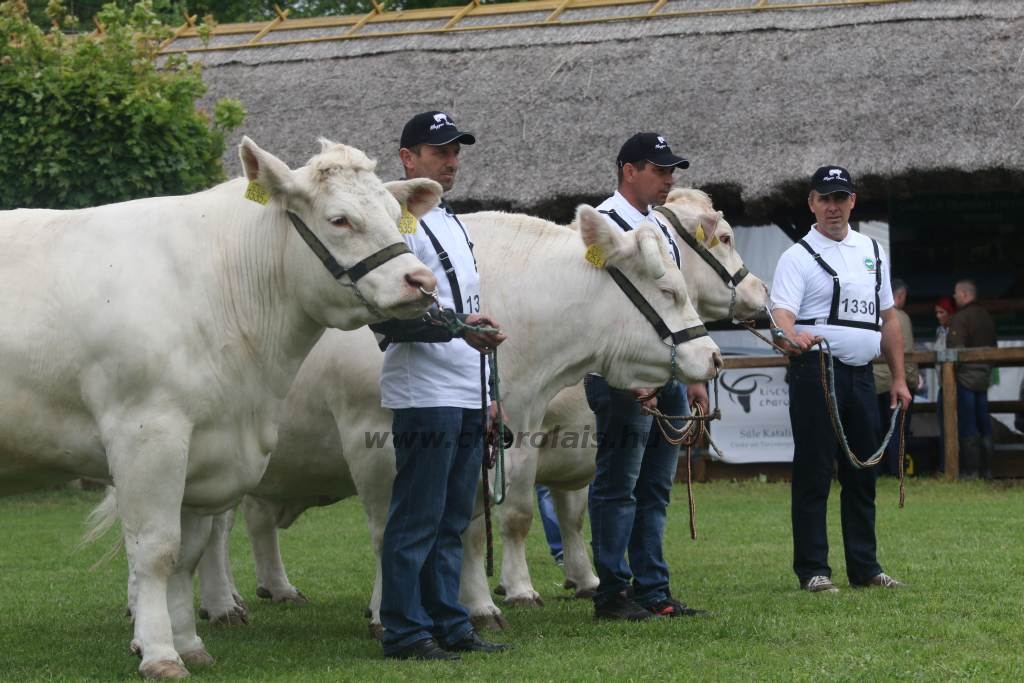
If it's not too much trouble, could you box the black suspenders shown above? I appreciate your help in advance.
[795,238,881,331]
[419,211,476,315]
[599,209,681,268]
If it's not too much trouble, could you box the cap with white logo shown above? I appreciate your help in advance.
[810,165,855,195]
[400,111,476,149]
[616,132,690,169]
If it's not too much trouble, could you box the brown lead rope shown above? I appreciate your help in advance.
[646,380,724,540]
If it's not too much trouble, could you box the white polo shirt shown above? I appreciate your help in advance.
[595,191,680,268]
[380,204,485,409]
[771,225,894,366]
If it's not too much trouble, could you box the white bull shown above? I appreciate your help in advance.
[195,203,723,633]
[486,188,771,605]
[0,137,440,679]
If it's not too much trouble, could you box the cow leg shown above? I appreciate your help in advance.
[361,492,387,639]
[243,496,307,603]
[169,510,215,668]
[461,511,508,630]
[198,509,249,625]
[107,420,191,680]
[551,486,599,597]
[497,448,543,606]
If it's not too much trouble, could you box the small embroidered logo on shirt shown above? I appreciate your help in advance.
[864,257,876,272]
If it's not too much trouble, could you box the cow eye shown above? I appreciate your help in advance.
[720,235,732,245]
[328,216,350,228]
[660,287,679,303]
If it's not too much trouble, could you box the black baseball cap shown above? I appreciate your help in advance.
[400,111,476,149]
[616,132,689,169]
[810,165,855,195]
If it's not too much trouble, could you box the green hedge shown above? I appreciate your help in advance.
[0,0,244,209]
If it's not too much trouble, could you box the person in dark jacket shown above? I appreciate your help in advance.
[948,279,997,479]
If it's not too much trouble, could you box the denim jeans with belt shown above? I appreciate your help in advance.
[380,406,484,651]
[788,352,883,585]
[586,374,684,607]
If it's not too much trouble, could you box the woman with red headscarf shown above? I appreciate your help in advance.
[934,296,956,350]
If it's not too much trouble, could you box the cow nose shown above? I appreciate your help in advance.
[406,268,437,294]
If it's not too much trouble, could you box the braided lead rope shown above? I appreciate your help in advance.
[815,338,902,470]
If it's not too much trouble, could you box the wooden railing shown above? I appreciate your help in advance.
[721,347,1024,480]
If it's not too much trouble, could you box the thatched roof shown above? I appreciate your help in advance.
[176,0,1024,225]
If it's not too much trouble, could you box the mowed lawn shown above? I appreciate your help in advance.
[1,478,1022,682]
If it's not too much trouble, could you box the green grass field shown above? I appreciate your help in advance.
[1,479,1022,682]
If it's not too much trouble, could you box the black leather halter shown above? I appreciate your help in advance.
[606,266,708,346]
[286,211,412,283]
[652,206,750,288]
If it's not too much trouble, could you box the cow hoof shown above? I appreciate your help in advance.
[563,579,577,591]
[368,622,384,641]
[470,612,509,631]
[274,590,308,604]
[573,587,597,599]
[209,607,249,626]
[505,594,544,608]
[180,648,215,668]
[493,584,506,597]
[232,592,248,611]
[255,586,272,600]
[198,608,209,621]
[139,659,189,680]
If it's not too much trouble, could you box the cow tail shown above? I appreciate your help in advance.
[77,486,124,569]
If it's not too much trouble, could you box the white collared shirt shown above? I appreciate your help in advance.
[380,204,485,409]
[771,225,894,366]
[594,191,680,267]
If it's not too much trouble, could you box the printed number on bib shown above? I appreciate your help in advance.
[840,298,875,316]
[465,294,480,313]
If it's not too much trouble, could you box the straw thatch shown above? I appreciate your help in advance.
[182,0,1024,225]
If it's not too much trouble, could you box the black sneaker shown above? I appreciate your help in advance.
[384,637,460,661]
[594,592,655,621]
[445,632,511,653]
[646,594,708,617]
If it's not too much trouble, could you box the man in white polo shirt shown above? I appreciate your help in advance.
[373,111,508,660]
[770,165,911,594]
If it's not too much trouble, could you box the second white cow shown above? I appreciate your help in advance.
[194,203,722,633]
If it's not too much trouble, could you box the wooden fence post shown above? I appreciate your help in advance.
[940,355,959,480]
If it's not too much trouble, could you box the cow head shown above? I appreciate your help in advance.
[238,136,438,330]
[576,205,721,387]
[659,188,769,322]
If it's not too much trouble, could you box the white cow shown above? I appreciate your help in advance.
[0,136,440,679]
[486,188,771,605]
[194,203,723,633]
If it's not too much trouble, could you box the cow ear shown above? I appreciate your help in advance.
[239,136,296,198]
[317,137,338,154]
[696,211,722,245]
[576,205,625,269]
[384,179,442,219]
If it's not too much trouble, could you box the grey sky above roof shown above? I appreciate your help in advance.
[190,0,1024,221]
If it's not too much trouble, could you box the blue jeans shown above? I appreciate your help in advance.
[536,485,563,561]
[586,375,683,607]
[956,384,992,439]
[380,406,484,651]
[788,352,883,585]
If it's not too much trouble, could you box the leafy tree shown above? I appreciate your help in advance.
[0,0,245,209]
[26,0,499,29]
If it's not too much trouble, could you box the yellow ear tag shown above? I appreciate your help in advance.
[585,243,607,269]
[695,225,706,242]
[398,205,418,234]
[244,181,270,205]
